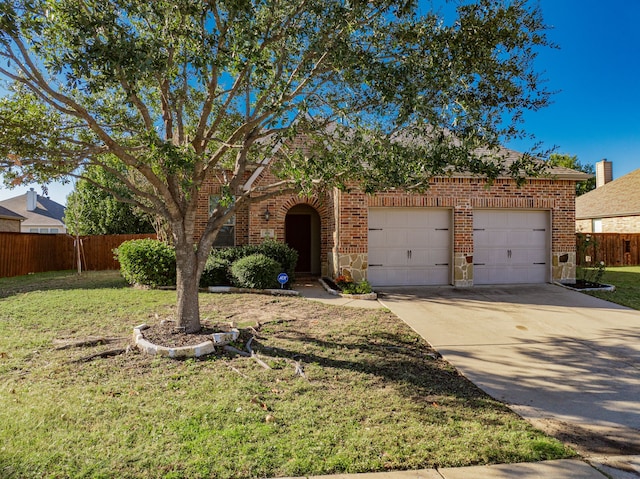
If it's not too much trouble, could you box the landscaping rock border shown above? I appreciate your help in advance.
[133,323,240,358]
[318,277,378,300]
[207,286,300,296]
[554,282,616,292]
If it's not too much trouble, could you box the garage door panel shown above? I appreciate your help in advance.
[368,208,451,286]
[474,210,549,285]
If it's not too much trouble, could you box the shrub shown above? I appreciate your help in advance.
[253,240,298,282]
[230,254,280,289]
[115,239,176,287]
[340,279,373,295]
[200,256,232,287]
[209,240,298,285]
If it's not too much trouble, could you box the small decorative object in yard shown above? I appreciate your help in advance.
[277,272,289,289]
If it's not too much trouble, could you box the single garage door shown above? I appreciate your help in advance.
[368,208,451,286]
[473,210,549,284]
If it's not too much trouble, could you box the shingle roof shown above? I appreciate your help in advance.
[576,168,640,219]
[0,205,26,221]
[0,193,65,227]
[466,146,592,180]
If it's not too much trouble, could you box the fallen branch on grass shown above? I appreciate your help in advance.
[54,337,125,350]
[246,337,271,370]
[70,347,128,363]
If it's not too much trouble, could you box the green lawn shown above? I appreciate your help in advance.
[586,266,640,310]
[0,271,573,479]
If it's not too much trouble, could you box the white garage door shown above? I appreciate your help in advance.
[368,208,451,286]
[473,210,549,284]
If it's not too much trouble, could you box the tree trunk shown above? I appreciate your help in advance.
[175,243,202,333]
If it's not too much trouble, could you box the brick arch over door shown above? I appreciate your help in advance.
[279,197,328,276]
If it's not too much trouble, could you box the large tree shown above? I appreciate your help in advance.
[0,0,552,332]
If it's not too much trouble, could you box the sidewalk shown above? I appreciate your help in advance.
[295,282,640,479]
[299,459,608,478]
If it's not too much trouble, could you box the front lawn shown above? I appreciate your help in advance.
[0,271,573,479]
[586,266,640,310]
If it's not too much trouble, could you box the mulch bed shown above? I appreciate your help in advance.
[564,279,607,289]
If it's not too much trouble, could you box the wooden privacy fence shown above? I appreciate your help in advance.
[0,233,156,278]
[576,233,640,266]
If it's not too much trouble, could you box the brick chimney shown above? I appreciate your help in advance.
[26,188,37,211]
[595,159,613,188]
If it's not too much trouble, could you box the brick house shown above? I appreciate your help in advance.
[576,161,640,233]
[196,147,589,287]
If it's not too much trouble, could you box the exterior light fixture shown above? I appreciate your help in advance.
[264,207,271,222]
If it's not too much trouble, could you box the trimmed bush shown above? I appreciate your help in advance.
[115,239,176,287]
[230,254,280,289]
[253,240,298,283]
[200,256,232,287]
[209,240,298,286]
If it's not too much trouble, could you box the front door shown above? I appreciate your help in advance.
[285,214,312,273]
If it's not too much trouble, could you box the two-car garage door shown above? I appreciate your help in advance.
[367,208,550,286]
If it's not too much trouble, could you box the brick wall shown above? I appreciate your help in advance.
[335,178,576,254]
[334,177,577,284]
[197,163,579,284]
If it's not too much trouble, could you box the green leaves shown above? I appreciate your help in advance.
[1,0,554,267]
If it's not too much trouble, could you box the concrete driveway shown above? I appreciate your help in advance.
[377,284,640,459]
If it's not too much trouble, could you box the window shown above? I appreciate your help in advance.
[592,219,603,233]
[209,195,235,248]
[29,228,39,233]
[49,228,59,234]
[39,228,49,233]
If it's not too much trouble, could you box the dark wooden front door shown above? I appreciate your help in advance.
[285,214,311,273]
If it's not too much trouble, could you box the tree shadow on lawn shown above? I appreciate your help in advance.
[247,323,517,416]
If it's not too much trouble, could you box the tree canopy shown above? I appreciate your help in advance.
[0,0,553,332]
[548,153,595,196]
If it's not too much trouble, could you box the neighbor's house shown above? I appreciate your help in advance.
[0,188,66,234]
[576,160,640,233]
[195,145,589,287]
[0,205,25,232]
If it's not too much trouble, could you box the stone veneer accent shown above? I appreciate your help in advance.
[552,252,576,284]
[334,252,367,283]
[453,252,474,287]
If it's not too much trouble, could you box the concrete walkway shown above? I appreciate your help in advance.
[297,281,640,478]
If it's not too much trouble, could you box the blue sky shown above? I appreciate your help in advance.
[1,0,638,205]
[507,0,640,178]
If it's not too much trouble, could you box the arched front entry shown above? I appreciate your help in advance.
[285,204,321,275]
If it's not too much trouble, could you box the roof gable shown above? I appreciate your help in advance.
[576,168,640,219]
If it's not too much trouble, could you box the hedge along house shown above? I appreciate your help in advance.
[195,143,590,288]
